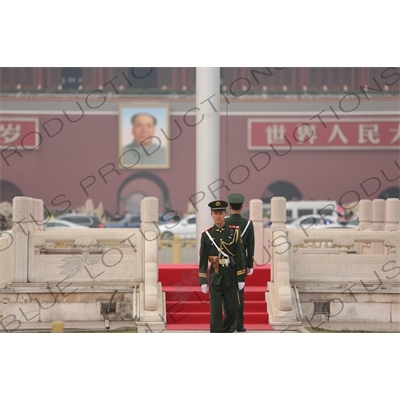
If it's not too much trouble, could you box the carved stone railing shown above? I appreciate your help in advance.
[289,230,400,285]
[27,230,142,283]
[257,196,400,326]
[0,196,164,328]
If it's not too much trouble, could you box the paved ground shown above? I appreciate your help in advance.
[1,320,399,333]
[299,320,400,333]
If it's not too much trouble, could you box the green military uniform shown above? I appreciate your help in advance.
[225,193,255,332]
[199,200,246,333]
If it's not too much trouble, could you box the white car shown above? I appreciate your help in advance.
[286,214,338,229]
[313,222,357,229]
[158,214,196,240]
[0,219,89,237]
[43,219,90,230]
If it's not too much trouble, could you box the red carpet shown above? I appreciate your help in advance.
[159,264,274,331]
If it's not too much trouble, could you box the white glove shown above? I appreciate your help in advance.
[247,268,253,276]
[201,284,208,294]
[238,282,245,290]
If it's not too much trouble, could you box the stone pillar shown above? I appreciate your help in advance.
[24,197,43,231]
[372,199,385,254]
[270,197,287,283]
[33,199,44,230]
[358,199,372,231]
[249,199,263,266]
[0,233,13,285]
[265,197,298,326]
[357,199,372,254]
[141,197,159,311]
[385,198,400,231]
[271,197,287,231]
[11,197,30,282]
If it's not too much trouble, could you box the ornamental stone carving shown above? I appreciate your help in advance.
[249,199,263,221]
[271,197,286,223]
[372,199,385,223]
[141,197,158,223]
[359,200,372,222]
[385,199,399,230]
[74,237,98,252]
[34,238,47,255]
[384,238,396,248]
[384,238,397,253]
[333,237,355,252]
[293,238,305,252]
[13,196,28,222]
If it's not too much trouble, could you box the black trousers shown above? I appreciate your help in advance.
[230,287,245,331]
[209,274,239,333]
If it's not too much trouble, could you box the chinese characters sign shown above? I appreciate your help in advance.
[248,117,400,150]
[0,118,40,149]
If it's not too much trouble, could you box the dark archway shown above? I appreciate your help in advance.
[116,171,171,215]
[378,186,400,200]
[0,180,23,203]
[261,180,302,203]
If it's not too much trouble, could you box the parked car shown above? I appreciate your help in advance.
[105,212,180,228]
[313,223,358,229]
[159,214,196,240]
[344,217,359,227]
[56,213,105,228]
[44,219,90,230]
[263,217,296,227]
[263,200,339,222]
[0,219,90,236]
[105,214,142,228]
[286,214,338,229]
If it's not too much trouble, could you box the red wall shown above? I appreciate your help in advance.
[1,99,399,216]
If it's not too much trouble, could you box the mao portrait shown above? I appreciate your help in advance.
[118,104,170,169]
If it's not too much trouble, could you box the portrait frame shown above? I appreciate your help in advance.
[118,103,170,169]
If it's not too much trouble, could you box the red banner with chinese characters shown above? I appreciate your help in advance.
[248,116,400,150]
[0,118,40,149]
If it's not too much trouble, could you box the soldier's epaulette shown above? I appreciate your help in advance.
[203,226,213,233]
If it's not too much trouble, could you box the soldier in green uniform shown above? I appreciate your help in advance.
[199,200,246,333]
[225,193,255,332]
